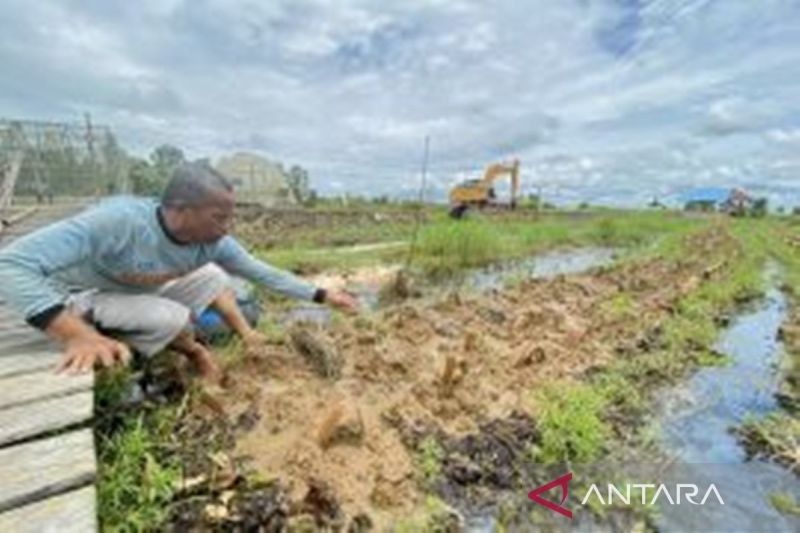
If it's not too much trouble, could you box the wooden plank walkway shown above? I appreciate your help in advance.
[0,203,98,531]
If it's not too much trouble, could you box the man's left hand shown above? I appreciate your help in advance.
[326,289,359,314]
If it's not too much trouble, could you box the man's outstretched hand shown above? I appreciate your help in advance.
[325,289,359,314]
[57,333,131,374]
[45,309,131,374]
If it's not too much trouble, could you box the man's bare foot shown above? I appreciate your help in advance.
[186,344,221,383]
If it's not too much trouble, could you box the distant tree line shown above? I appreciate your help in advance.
[11,137,315,202]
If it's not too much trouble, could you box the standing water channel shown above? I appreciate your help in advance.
[281,246,619,324]
[654,264,799,531]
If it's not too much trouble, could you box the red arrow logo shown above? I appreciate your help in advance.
[528,472,573,519]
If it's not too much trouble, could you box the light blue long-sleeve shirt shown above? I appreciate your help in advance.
[0,196,318,322]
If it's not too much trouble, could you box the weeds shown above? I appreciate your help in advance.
[532,382,609,464]
[413,219,503,276]
[394,495,461,532]
[253,209,702,277]
[770,491,800,517]
[96,404,182,531]
[737,413,800,471]
[416,435,446,485]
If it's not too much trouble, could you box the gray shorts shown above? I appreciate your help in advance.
[66,263,229,356]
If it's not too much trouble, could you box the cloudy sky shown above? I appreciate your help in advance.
[2,0,800,206]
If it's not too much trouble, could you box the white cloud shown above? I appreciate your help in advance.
[767,128,800,144]
[702,97,781,136]
[1,0,800,202]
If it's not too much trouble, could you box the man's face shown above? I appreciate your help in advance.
[183,189,235,243]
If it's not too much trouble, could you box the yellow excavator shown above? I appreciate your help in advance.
[449,159,520,218]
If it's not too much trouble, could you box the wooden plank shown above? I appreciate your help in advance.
[0,338,54,355]
[0,429,95,513]
[0,392,93,447]
[0,325,39,338]
[0,486,96,533]
[0,328,48,345]
[0,315,27,328]
[0,324,45,338]
[0,349,59,378]
[0,371,92,411]
[0,329,53,354]
[0,321,29,332]
[0,206,38,229]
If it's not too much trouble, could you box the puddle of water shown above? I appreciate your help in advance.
[465,247,618,292]
[280,305,333,326]
[280,247,618,325]
[279,280,383,326]
[654,265,800,531]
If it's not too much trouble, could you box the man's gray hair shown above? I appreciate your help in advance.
[162,162,233,207]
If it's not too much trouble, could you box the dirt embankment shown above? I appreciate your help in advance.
[235,207,424,248]
[185,226,738,529]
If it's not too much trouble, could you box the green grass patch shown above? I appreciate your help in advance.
[416,435,446,485]
[394,495,461,532]
[251,209,702,277]
[737,413,800,471]
[95,368,195,532]
[412,219,503,276]
[95,369,183,533]
[97,410,182,531]
[531,382,610,464]
[770,491,800,517]
[600,292,637,321]
[256,241,407,273]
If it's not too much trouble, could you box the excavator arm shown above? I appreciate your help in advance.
[481,159,520,207]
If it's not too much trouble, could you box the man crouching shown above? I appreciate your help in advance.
[0,162,357,380]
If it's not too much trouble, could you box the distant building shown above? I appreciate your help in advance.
[215,152,296,207]
[682,187,752,215]
[722,188,753,215]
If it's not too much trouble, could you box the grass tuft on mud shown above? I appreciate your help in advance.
[95,369,183,531]
[416,435,446,485]
[770,491,800,517]
[97,408,182,530]
[737,413,800,472]
[414,219,503,276]
[532,382,609,464]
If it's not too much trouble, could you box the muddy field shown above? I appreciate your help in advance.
[234,206,426,249]
[159,223,767,529]
[94,212,800,531]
